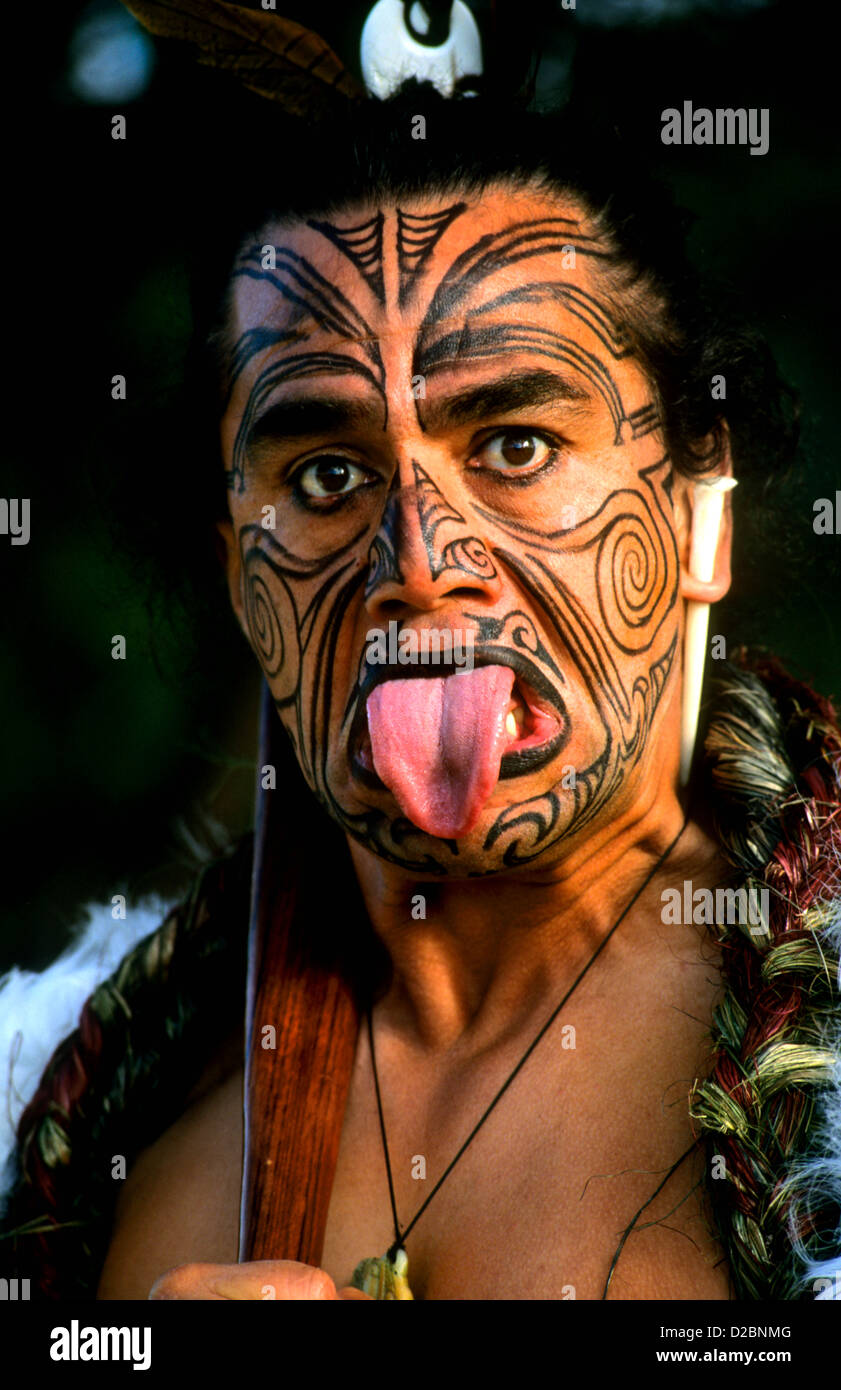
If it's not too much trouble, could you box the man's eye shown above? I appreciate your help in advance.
[295,455,370,499]
[474,430,555,472]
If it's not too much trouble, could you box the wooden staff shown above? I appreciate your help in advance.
[238,684,362,1265]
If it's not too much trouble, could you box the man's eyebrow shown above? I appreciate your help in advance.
[247,395,385,443]
[421,370,594,430]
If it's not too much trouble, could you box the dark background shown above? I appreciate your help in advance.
[1,0,839,971]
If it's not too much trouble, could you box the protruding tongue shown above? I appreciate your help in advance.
[366,665,516,839]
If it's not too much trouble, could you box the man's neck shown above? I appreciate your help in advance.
[345,763,716,1053]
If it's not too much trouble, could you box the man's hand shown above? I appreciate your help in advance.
[148,1261,372,1300]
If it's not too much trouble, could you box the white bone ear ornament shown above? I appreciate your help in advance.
[361,0,482,99]
[680,476,738,786]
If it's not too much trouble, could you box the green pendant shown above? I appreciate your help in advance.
[349,1246,414,1300]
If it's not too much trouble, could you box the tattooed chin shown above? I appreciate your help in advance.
[357,657,567,824]
[313,633,626,877]
[291,567,679,875]
[330,676,600,875]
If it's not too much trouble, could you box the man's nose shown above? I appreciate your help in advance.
[364,459,503,619]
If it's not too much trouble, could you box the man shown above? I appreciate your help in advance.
[2,69,839,1303]
[98,164,838,1298]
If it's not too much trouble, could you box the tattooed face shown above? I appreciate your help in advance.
[219,186,688,876]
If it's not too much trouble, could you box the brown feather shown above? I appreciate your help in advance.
[121,0,363,116]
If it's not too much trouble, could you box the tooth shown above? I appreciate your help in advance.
[505,711,518,739]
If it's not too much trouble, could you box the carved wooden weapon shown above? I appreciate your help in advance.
[238,684,362,1265]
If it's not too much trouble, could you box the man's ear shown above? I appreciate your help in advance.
[673,433,734,604]
[216,519,249,636]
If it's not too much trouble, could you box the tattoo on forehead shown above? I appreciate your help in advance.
[418,321,628,441]
[307,212,385,302]
[412,219,649,444]
[448,280,634,358]
[306,204,469,308]
[224,203,661,494]
[418,214,609,322]
[396,205,468,306]
[224,200,469,407]
[224,240,388,492]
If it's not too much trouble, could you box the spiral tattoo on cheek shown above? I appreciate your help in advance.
[472,456,680,864]
[596,497,670,652]
[242,552,300,696]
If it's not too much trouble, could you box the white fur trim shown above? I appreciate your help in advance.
[0,900,171,1200]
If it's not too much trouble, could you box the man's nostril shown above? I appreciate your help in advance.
[375,599,406,620]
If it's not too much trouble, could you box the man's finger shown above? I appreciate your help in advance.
[149,1260,341,1301]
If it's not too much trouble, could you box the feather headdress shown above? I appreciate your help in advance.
[121,0,363,117]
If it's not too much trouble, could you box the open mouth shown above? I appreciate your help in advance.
[498,675,568,775]
[351,666,568,789]
[345,642,571,839]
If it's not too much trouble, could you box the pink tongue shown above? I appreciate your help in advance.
[366,665,516,839]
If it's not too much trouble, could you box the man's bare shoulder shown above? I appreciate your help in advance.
[97,1057,244,1300]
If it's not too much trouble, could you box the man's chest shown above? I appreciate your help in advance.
[100,946,729,1300]
[320,1011,730,1300]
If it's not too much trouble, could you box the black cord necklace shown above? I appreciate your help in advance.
[348,816,689,1300]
